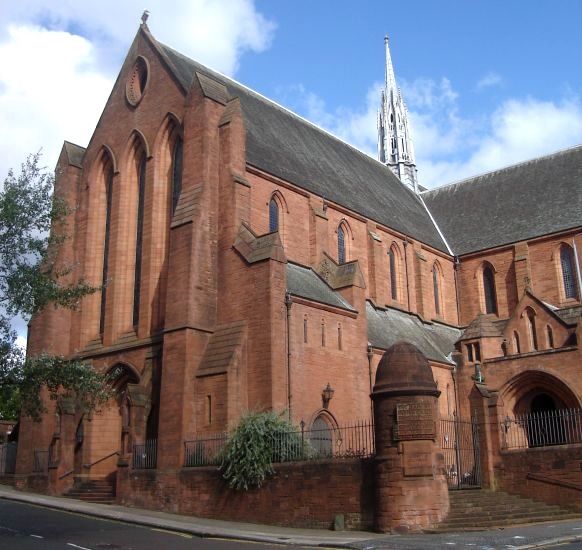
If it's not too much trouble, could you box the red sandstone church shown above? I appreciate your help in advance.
[11,22,582,525]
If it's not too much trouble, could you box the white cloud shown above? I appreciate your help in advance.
[0,0,275,76]
[0,1,275,181]
[477,72,503,90]
[276,83,382,158]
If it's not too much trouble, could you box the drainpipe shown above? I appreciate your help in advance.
[367,344,374,419]
[285,292,293,422]
[572,234,582,299]
[453,256,461,325]
[403,239,411,311]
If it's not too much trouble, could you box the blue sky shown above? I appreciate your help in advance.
[0,0,581,343]
[1,0,581,190]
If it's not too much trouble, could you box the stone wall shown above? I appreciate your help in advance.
[117,459,375,530]
[496,444,582,511]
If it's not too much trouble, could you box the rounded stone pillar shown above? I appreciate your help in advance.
[372,342,449,533]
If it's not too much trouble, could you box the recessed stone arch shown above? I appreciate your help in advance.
[500,369,581,416]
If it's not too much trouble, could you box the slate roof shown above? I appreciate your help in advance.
[366,302,461,365]
[286,263,355,312]
[63,141,85,168]
[422,145,582,256]
[458,314,503,341]
[155,39,448,253]
[555,305,582,326]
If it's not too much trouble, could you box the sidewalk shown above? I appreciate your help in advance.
[1,484,582,549]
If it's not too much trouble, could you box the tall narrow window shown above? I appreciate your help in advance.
[388,248,397,300]
[337,324,342,350]
[483,266,497,314]
[526,309,538,351]
[171,137,183,215]
[513,331,521,354]
[303,316,308,343]
[433,264,441,316]
[132,156,146,328]
[338,226,346,264]
[269,198,279,232]
[321,320,326,347]
[99,164,114,336]
[546,325,554,349]
[561,245,579,299]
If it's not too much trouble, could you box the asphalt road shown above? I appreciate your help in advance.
[0,500,302,549]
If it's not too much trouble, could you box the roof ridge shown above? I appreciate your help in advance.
[157,41,412,191]
[422,143,582,195]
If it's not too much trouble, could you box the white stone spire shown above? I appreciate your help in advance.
[377,36,418,193]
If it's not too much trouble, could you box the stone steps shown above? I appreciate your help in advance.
[64,479,115,505]
[431,490,580,532]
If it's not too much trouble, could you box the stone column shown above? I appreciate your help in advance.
[372,342,449,533]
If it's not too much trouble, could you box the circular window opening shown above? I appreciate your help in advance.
[126,57,149,107]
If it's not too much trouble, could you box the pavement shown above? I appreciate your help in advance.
[1,484,582,549]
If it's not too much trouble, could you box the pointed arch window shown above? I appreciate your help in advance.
[432,263,441,316]
[132,155,147,328]
[99,162,114,336]
[171,136,183,215]
[483,266,497,314]
[269,198,279,232]
[337,225,346,265]
[546,325,554,349]
[513,331,521,354]
[561,245,579,300]
[526,309,538,351]
[388,248,397,300]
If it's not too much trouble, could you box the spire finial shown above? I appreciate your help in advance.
[384,35,397,93]
[141,10,150,26]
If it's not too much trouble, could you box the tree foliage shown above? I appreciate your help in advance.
[220,411,312,490]
[0,153,109,421]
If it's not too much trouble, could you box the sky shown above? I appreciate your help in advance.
[1,0,582,342]
[1,0,581,189]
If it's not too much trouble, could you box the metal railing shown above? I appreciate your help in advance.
[0,442,17,475]
[184,420,375,468]
[132,439,157,469]
[501,408,582,450]
[32,449,49,473]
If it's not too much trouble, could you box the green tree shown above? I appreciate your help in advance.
[0,153,114,420]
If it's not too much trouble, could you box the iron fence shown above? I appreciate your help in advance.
[132,439,157,469]
[184,432,227,467]
[501,408,582,450]
[0,443,17,475]
[32,449,49,473]
[183,420,375,468]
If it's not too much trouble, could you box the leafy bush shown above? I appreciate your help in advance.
[220,411,312,490]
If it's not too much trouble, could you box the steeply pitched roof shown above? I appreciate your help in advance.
[555,305,582,326]
[422,145,582,256]
[286,263,355,312]
[153,38,448,253]
[366,302,461,365]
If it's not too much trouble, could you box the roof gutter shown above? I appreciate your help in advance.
[418,194,454,256]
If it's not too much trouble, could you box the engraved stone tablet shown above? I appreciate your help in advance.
[394,402,436,440]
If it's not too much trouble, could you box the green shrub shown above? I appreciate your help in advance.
[220,411,311,490]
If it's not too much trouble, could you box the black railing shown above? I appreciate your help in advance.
[183,420,375,467]
[0,443,17,475]
[501,408,582,450]
[132,439,157,469]
[32,449,49,473]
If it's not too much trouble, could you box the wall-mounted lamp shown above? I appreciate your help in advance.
[322,383,335,409]
[473,362,484,384]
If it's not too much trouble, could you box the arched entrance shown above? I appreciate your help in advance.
[73,416,84,475]
[501,371,580,448]
[82,363,140,477]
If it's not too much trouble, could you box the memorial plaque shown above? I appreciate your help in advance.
[402,440,434,477]
[393,402,436,440]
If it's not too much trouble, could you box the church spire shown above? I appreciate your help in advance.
[377,36,418,193]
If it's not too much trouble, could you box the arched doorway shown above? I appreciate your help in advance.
[73,416,84,475]
[501,371,580,448]
[309,413,336,458]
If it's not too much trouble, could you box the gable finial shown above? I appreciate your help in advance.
[141,10,150,26]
